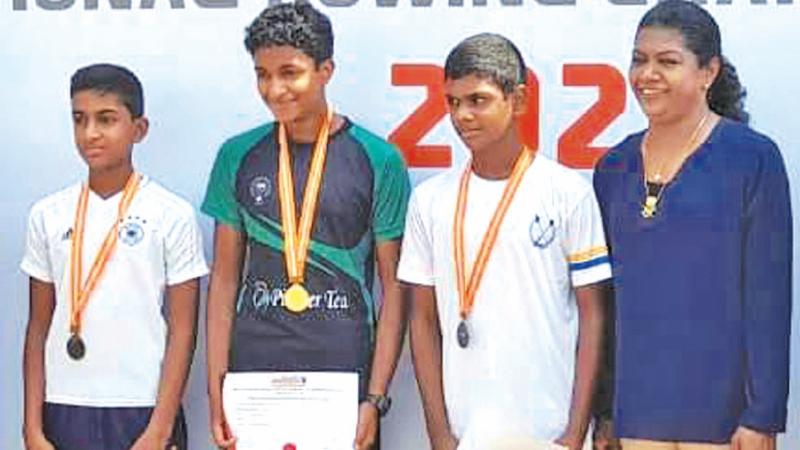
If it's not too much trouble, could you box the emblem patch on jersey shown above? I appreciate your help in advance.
[119,217,145,246]
[529,213,556,249]
[62,227,73,241]
[249,176,272,206]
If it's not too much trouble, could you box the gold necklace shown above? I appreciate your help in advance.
[640,112,710,219]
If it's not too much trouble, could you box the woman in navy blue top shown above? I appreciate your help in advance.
[594,1,792,449]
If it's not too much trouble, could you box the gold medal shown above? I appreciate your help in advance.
[284,283,311,313]
[277,108,333,314]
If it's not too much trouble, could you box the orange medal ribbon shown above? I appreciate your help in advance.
[277,108,334,313]
[453,148,534,348]
[68,173,141,359]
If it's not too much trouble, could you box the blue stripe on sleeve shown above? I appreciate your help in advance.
[569,255,610,272]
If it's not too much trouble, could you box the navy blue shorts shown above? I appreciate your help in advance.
[43,402,187,450]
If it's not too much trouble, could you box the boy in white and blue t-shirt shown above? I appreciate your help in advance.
[398,34,611,450]
[20,64,208,450]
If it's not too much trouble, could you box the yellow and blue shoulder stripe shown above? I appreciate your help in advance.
[568,246,609,271]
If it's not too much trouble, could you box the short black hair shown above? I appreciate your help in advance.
[70,63,144,118]
[638,0,748,122]
[444,33,527,95]
[244,3,334,66]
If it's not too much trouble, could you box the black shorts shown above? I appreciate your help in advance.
[43,402,187,450]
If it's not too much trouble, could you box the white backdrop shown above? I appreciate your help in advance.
[1,1,798,449]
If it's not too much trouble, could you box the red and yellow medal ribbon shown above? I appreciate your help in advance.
[277,108,333,311]
[453,148,533,321]
[70,173,141,335]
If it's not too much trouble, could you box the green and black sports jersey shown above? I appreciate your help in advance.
[202,117,410,396]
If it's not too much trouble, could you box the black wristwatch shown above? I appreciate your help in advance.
[365,393,392,417]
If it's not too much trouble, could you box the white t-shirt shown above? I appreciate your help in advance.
[21,176,208,407]
[398,155,611,449]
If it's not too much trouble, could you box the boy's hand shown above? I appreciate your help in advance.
[555,429,585,450]
[210,409,237,449]
[431,433,458,450]
[129,427,169,450]
[592,419,621,450]
[354,402,378,450]
[731,426,775,450]
[23,431,55,450]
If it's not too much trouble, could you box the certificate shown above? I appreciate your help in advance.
[223,371,359,450]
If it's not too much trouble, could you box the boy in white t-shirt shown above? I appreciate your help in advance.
[20,64,208,450]
[397,34,612,450]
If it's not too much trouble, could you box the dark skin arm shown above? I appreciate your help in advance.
[22,278,56,450]
[556,281,608,450]
[592,289,620,450]
[408,284,457,450]
[355,240,409,450]
[131,278,200,450]
[206,223,244,449]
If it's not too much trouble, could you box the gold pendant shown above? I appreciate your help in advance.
[284,283,311,313]
[641,195,658,218]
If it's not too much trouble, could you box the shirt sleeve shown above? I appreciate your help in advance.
[738,139,792,433]
[373,148,411,242]
[397,190,435,286]
[563,189,612,287]
[20,204,54,283]
[201,140,243,229]
[164,208,209,286]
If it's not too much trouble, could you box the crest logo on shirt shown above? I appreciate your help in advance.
[249,176,272,206]
[119,216,146,246]
[62,227,73,241]
[529,214,556,249]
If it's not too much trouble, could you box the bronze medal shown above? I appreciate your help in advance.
[69,173,141,361]
[456,320,470,348]
[453,148,534,350]
[67,333,86,360]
